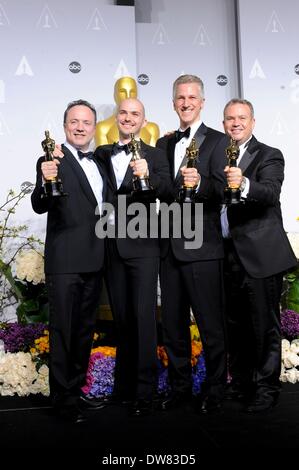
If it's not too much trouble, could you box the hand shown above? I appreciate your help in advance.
[164,130,175,137]
[224,166,243,188]
[53,144,64,158]
[130,158,148,177]
[180,166,200,186]
[41,160,60,180]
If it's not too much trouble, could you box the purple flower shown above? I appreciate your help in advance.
[0,322,47,353]
[281,309,299,340]
[82,351,115,397]
[83,349,207,398]
[192,354,206,395]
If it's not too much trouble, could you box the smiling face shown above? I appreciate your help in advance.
[223,102,255,145]
[173,82,204,129]
[115,98,146,141]
[64,105,96,151]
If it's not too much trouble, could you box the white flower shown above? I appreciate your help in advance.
[0,351,49,396]
[280,339,299,384]
[287,232,299,259]
[284,368,299,384]
[282,338,290,352]
[15,249,45,285]
[283,352,299,368]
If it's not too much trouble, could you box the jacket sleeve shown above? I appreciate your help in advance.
[31,156,55,214]
[147,147,172,202]
[246,148,284,206]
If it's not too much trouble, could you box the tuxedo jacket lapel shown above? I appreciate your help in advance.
[168,136,177,179]
[239,149,258,173]
[62,146,98,206]
[119,163,133,191]
[239,137,260,174]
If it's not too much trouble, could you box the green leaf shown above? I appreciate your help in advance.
[0,260,24,300]
[286,279,299,313]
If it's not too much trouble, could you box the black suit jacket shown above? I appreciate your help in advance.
[213,135,297,278]
[31,145,106,274]
[156,123,227,262]
[94,140,172,259]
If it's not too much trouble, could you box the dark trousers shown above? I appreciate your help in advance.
[46,271,102,406]
[160,249,227,398]
[224,239,282,396]
[106,239,159,401]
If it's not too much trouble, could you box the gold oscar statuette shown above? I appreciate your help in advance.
[41,130,67,198]
[177,138,199,203]
[223,138,241,204]
[128,133,155,200]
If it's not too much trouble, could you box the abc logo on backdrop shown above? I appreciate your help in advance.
[216,75,228,86]
[137,74,149,85]
[69,62,81,73]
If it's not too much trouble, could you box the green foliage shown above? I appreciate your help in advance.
[285,266,299,313]
[0,189,48,324]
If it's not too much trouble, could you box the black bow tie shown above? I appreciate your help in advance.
[175,127,191,142]
[78,150,94,160]
[112,142,130,155]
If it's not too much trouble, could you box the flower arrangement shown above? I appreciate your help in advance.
[15,250,45,285]
[0,322,48,354]
[0,321,206,398]
[0,189,48,323]
[0,323,50,396]
[2,316,299,397]
[281,309,299,340]
[82,337,206,398]
[281,231,299,337]
[0,351,49,396]
[280,339,299,384]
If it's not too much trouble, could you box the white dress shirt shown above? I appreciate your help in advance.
[64,142,103,212]
[174,120,202,177]
[111,142,132,189]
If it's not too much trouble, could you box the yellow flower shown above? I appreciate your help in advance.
[91,346,116,357]
[191,340,203,367]
[157,346,168,367]
[34,334,50,354]
[190,323,200,342]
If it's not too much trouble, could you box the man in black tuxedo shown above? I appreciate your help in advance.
[94,98,171,416]
[31,99,106,422]
[215,98,297,412]
[156,74,228,413]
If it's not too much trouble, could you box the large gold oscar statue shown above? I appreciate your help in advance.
[95,76,160,146]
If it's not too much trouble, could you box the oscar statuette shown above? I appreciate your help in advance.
[41,130,67,198]
[223,138,241,204]
[128,133,155,200]
[177,138,199,203]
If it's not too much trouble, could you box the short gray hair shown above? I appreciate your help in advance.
[173,74,205,100]
[223,98,254,118]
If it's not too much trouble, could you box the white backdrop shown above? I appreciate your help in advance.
[0,0,298,234]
